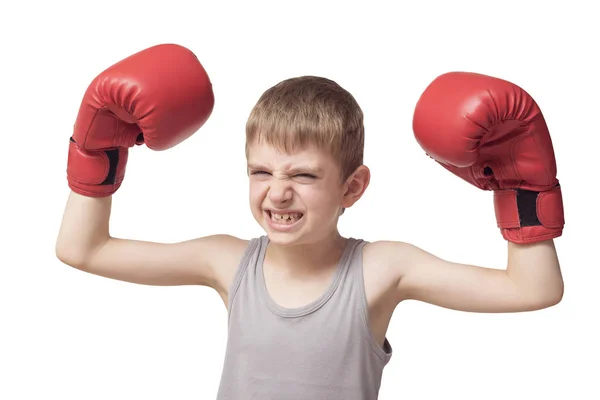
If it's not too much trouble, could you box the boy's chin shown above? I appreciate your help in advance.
[263,223,308,247]
[266,234,299,247]
[263,227,304,245]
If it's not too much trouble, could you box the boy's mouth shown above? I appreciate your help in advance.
[266,210,304,224]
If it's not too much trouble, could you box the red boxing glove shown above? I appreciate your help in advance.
[67,44,214,197]
[412,72,564,243]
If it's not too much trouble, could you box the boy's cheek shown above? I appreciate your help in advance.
[248,183,266,198]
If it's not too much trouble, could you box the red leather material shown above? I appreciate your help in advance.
[537,186,565,229]
[67,43,214,196]
[67,141,129,197]
[413,72,564,243]
[493,190,520,229]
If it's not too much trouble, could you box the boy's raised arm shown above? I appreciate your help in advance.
[382,71,565,312]
[55,44,244,292]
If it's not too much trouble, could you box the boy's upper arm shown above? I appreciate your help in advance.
[372,241,531,313]
[79,234,248,291]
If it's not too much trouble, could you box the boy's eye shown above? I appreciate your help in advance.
[250,171,316,179]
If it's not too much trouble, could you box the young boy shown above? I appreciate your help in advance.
[56,44,565,399]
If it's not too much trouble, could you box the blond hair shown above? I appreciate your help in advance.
[245,76,364,182]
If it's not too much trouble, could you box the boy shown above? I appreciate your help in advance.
[56,44,565,399]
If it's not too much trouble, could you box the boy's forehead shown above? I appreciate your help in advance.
[247,141,329,164]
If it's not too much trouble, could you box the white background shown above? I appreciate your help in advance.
[1,0,598,399]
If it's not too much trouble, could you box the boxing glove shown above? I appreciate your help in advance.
[67,44,214,197]
[412,72,564,244]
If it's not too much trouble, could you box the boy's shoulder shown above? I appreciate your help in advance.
[363,240,414,268]
[201,234,251,295]
[209,233,252,261]
[362,240,415,288]
[360,240,414,323]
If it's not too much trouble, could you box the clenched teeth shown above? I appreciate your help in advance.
[270,212,303,222]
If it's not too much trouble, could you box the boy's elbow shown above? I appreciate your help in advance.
[55,242,87,270]
[548,283,564,307]
[530,282,564,310]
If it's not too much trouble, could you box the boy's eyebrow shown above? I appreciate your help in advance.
[247,163,323,175]
[247,163,267,171]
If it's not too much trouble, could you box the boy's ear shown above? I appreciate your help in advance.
[342,165,370,209]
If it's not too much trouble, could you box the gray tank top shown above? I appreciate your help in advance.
[216,236,393,399]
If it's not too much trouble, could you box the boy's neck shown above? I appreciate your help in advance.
[266,232,348,275]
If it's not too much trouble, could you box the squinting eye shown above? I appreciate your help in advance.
[296,174,316,179]
[251,171,269,175]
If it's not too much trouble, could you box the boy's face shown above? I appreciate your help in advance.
[246,141,368,246]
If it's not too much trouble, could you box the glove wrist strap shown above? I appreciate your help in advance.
[493,185,565,243]
[66,138,128,197]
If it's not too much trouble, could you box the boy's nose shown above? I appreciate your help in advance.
[268,179,293,204]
